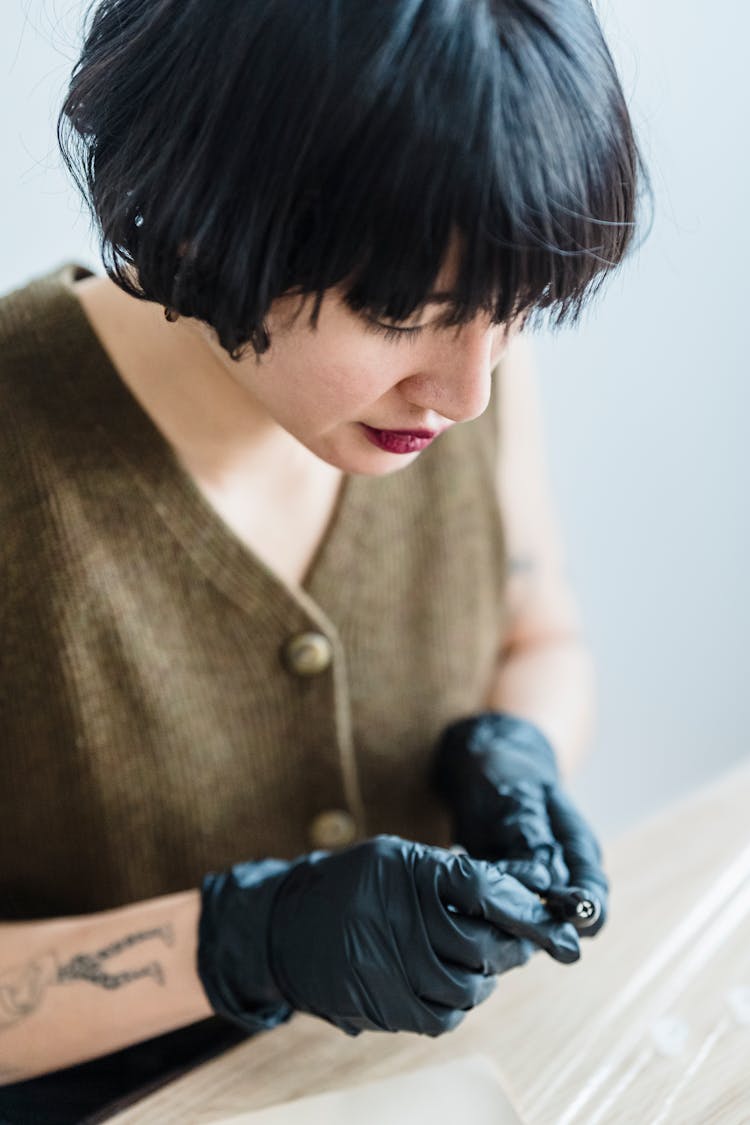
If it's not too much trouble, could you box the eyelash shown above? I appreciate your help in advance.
[363,318,425,344]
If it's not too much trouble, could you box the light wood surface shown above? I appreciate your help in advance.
[109,759,750,1124]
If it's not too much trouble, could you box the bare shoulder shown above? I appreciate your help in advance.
[493,332,585,647]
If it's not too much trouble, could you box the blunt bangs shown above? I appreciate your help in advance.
[58,0,651,359]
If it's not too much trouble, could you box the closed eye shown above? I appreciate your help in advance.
[361,317,425,344]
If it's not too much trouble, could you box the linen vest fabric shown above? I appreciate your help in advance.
[0,262,509,922]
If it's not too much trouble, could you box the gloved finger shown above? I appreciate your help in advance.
[545,789,608,891]
[412,999,468,1038]
[449,850,560,895]
[380,916,501,1017]
[441,913,538,976]
[335,1003,466,1039]
[408,943,502,1013]
[325,980,474,1038]
[547,840,572,886]
[493,846,570,890]
[464,781,572,885]
[486,780,558,851]
[418,859,541,974]
[433,851,581,964]
[422,964,499,1011]
[546,789,609,936]
[491,858,553,893]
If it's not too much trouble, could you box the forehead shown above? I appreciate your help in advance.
[282,228,467,326]
[426,231,464,302]
[423,292,456,305]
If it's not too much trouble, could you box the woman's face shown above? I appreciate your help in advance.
[186,249,521,476]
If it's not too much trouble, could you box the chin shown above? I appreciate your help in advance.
[315,447,421,477]
[298,427,426,477]
[352,457,421,477]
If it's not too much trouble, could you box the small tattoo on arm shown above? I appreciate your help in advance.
[57,954,165,990]
[0,954,57,1028]
[0,923,175,1031]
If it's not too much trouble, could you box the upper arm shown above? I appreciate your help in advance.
[493,333,585,652]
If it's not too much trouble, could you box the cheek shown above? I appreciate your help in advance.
[267,309,410,421]
[491,324,515,365]
[303,349,397,415]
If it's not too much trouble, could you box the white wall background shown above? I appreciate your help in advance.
[535,1,749,837]
[2,2,747,840]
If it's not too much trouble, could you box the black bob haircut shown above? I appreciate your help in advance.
[58,0,652,361]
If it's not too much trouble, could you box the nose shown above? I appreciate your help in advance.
[399,317,500,424]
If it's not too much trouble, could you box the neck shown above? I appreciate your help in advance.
[73,272,328,484]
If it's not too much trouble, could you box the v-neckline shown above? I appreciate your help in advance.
[34,261,364,617]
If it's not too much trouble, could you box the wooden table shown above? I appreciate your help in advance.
[109,759,750,1124]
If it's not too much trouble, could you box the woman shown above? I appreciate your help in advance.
[0,0,648,1119]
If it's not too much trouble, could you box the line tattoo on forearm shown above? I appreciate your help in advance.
[0,923,175,1030]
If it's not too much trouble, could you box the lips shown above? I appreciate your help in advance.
[359,424,445,455]
[379,428,438,439]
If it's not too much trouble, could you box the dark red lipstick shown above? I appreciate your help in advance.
[359,424,441,454]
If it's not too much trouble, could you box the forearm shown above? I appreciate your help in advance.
[0,888,213,1084]
[482,635,596,782]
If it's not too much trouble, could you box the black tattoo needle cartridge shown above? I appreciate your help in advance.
[540,886,601,931]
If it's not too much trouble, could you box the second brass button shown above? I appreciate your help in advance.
[282,631,333,676]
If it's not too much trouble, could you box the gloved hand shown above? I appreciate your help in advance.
[432,712,609,937]
[197,834,581,1038]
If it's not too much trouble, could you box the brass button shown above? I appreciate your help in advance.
[308,809,357,849]
[282,632,333,677]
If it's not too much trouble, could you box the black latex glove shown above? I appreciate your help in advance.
[197,834,581,1038]
[432,712,609,937]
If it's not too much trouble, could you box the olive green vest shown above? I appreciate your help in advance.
[0,262,507,920]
